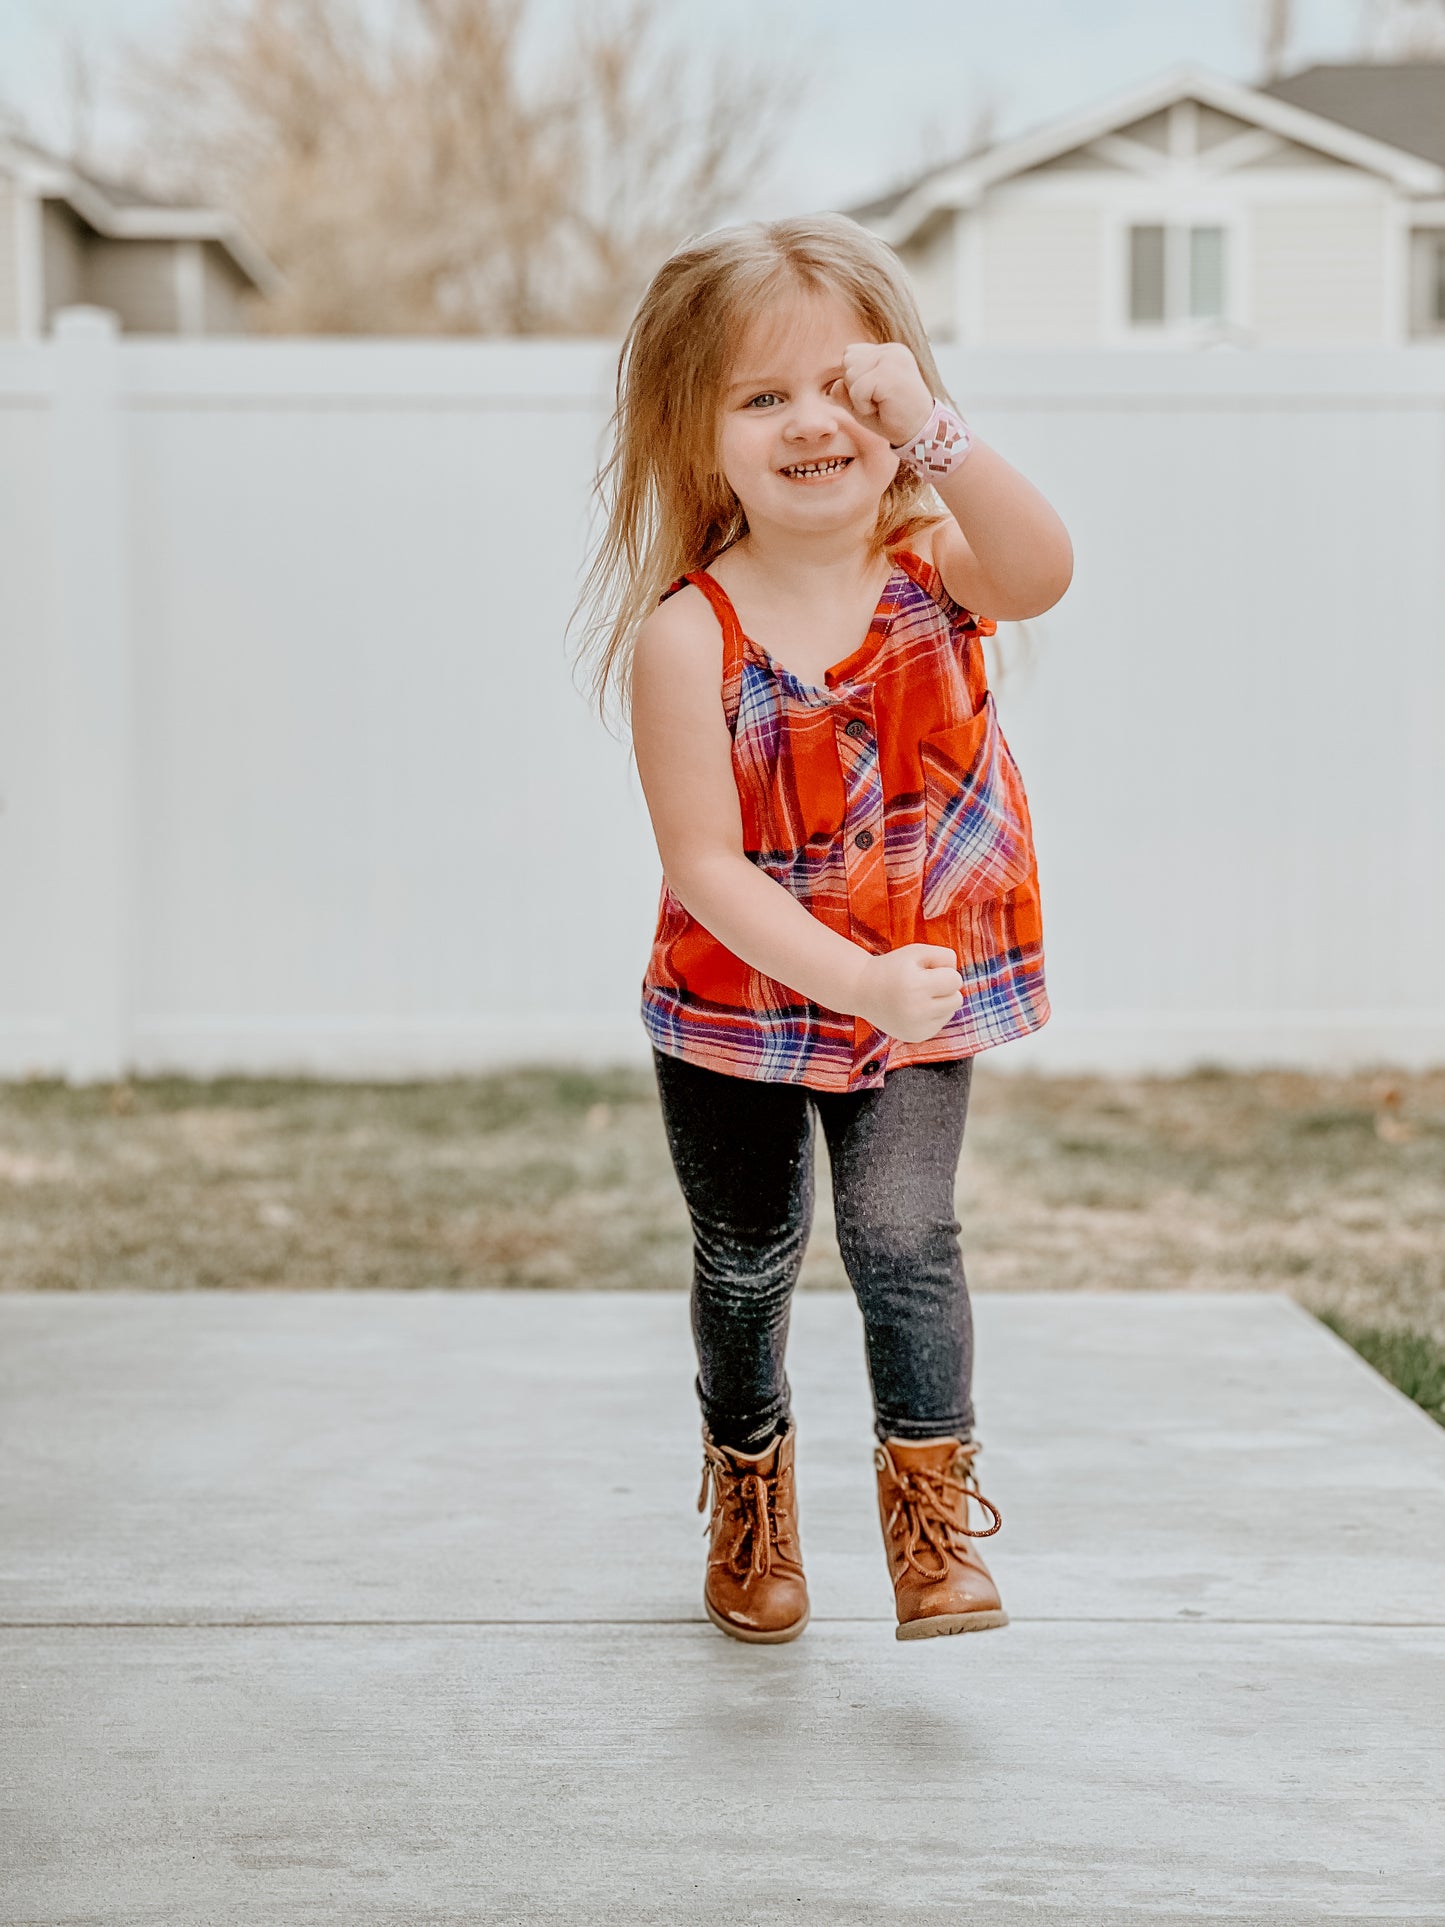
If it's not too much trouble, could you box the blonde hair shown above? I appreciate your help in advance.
[569,212,952,731]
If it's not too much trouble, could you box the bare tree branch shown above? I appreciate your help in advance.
[1361,0,1445,55]
[1253,0,1296,80]
[62,30,99,170]
[116,0,797,334]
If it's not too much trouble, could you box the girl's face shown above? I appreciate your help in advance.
[715,288,899,540]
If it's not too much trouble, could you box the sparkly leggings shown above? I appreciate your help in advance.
[651,1047,976,1452]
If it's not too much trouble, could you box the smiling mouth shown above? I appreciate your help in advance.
[779,456,854,480]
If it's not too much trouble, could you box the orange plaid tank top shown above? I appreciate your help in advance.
[641,541,1049,1091]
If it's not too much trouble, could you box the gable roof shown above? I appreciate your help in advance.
[853,63,1445,249]
[0,132,279,294]
[1263,62,1445,169]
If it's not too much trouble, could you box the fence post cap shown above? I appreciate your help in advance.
[54,305,122,341]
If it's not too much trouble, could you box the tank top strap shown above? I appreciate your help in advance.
[685,569,748,734]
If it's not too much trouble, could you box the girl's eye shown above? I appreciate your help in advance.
[745,392,782,409]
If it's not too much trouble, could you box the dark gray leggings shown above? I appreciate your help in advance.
[651,1047,976,1452]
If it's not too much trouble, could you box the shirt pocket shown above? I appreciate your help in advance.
[919,693,1036,918]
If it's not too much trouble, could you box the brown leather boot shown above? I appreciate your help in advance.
[697,1420,809,1643]
[874,1435,1008,1640]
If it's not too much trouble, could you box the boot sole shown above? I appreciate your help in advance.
[705,1596,810,1644]
[896,1608,1009,1640]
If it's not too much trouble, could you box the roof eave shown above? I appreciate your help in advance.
[3,141,281,296]
[101,204,282,296]
[1204,67,1445,189]
[870,61,1445,248]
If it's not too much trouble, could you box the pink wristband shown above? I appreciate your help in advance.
[890,398,972,478]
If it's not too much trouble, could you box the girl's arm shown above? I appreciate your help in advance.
[632,589,873,1017]
[630,590,962,1044]
[837,343,1073,622]
[926,438,1073,621]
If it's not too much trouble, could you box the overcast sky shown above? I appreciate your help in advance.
[1,0,1373,213]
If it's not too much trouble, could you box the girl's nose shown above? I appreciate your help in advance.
[783,396,843,442]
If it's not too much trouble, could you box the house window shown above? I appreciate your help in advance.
[1410,231,1445,335]
[1129,225,1166,322]
[1189,228,1225,319]
[1128,224,1227,326]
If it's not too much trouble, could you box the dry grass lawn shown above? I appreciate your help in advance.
[1,1067,1440,1365]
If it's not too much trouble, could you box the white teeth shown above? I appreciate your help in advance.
[782,457,850,477]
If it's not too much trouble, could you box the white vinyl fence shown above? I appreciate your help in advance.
[2,306,1443,1083]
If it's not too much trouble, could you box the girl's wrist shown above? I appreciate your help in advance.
[890,398,973,478]
[842,950,885,1029]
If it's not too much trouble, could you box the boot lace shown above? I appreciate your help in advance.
[876,1441,1001,1584]
[697,1443,792,1579]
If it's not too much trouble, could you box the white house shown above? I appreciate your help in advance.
[0,133,277,337]
[851,63,1445,346]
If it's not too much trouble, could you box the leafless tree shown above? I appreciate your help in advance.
[1360,0,1445,54]
[117,0,797,334]
[907,83,1002,178]
[1253,0,1296,80]
[61,31,99,172]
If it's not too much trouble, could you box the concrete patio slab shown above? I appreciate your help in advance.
[2,1290,1443,1925]
[1,1291,1440,1627]
[6,1621,1443,1926]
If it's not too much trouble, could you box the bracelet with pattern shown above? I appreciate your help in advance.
[890,397,973,478]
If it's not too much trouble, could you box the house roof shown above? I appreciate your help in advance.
[1262,62,1445,169]
[850,62,1445,249]
[0,132,280,295]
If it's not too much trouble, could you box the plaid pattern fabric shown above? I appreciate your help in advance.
[641,544,1049,1091]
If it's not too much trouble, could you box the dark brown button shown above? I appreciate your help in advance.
[844,719,867,739]
[862,1058,882,1075]
[854,829,874,850]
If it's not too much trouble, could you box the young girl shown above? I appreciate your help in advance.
[573,214,1071,1646]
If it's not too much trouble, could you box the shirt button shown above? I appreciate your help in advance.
[854,828,874,850]
[862,1058,882,1075]
[844,719,867,738]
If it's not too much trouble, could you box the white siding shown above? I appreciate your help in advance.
[1114,109,1172,152]
[978,201,1104,345]
[40,200,88,320]
[1020,149,1128,176]
[0,179,19,335]
[898,215,955,340]
[1239,140,1360,172]
[1250,201,1391,342]
[1195,106,1257,150]
[199,245,254,335]
[85,239,180,334]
